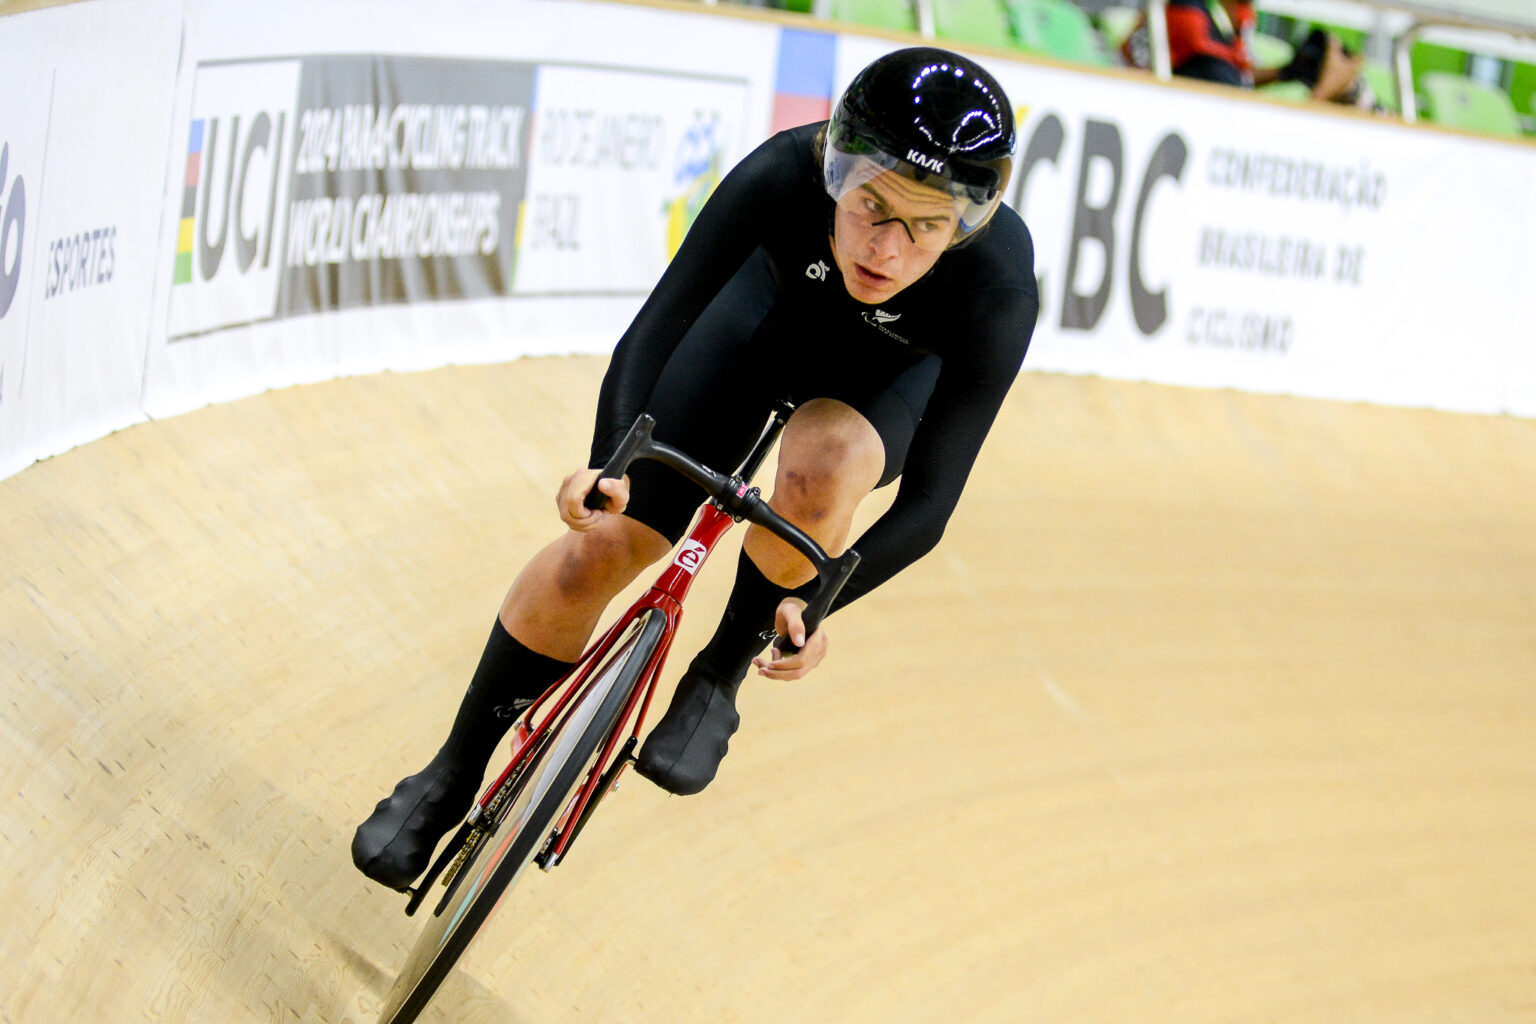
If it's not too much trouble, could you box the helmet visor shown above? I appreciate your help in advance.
[823,132,1006,245]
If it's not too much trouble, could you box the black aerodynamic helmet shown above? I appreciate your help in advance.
[824,46,1017,244]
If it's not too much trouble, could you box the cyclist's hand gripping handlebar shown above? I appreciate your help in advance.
[583,416,655,513]
[769,553,856,656]
[589,414,859,651]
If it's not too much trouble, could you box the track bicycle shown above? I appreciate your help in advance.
[374,400,859,1024]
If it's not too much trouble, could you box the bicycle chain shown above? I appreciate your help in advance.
[439,774,518,888]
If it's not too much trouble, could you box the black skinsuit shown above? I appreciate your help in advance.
[589,122,1039,612]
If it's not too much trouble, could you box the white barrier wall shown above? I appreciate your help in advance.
[0,0,183,476]
[2,0,1533,479]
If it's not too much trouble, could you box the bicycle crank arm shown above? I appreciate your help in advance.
[403,820,475,916]
[536,737,639,872]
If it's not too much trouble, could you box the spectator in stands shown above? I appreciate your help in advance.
[1279,27,1376,108]
[1123,0,1371,106]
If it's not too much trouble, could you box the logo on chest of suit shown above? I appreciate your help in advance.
[805,260,830,281]
[860,307,910,344]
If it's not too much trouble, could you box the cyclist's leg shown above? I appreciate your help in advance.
[689,352,940,678]
[636,354,941,795]
[742,396,886,588]
[497,250,785,664]
[631,401,884,795]
[742,350,939,596]
[356,253,780,883]
[499,516,673,662]
[354,514,673,889]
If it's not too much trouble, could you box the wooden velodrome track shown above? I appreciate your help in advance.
[2,355,1533,1024]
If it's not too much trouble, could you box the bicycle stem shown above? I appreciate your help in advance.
[588,413,861,647]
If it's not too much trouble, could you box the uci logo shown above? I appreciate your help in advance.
[167,60,302,339]
[0,142,26,320]
[173,111,289,286]
[805,260,829,281]
[672,539,707,575]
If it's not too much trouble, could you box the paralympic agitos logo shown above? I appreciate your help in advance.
[0,142,25,320]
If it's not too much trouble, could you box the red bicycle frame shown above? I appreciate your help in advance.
[517,492,740,866]
[465,402,858,872]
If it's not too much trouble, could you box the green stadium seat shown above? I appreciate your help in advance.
[1420,71,1522,136]
[1095,4,1141,51]
[931,0,1013,49]
[1359,59,1399,113]
[1249,31,1294,70]
[1509,61,1536,117]
[826,0,918,33]
[1003,0,1111,66]
[1410,40,1468,95]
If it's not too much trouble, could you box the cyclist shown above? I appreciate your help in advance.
[354,46,1040,891]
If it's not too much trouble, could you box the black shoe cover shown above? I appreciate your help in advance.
[635,665,742,795]
[352,758,480,890]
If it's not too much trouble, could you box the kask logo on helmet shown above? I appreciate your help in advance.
[906,150,944,174]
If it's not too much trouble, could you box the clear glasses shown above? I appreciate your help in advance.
[835,188,960,252]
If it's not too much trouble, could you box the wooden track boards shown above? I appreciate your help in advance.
[2,357,1533,1023]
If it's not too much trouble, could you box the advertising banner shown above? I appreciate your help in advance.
[165,56,538,340]
[2,0,1531,482]
[514,64,749,298]
[839,35,1536,415]
[142,0,768,420]
[0,0,183,480]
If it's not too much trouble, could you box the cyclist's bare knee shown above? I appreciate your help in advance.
[746,401,883,585]
[773,399,884,524]
[550,515,670,599]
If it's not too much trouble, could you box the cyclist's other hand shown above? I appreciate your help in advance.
[753,598,828,681]
[558,469,629,531]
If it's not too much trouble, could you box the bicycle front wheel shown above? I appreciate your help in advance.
[375,608,666,1024]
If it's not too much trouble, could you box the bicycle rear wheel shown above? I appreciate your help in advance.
[374,608,666,1024]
